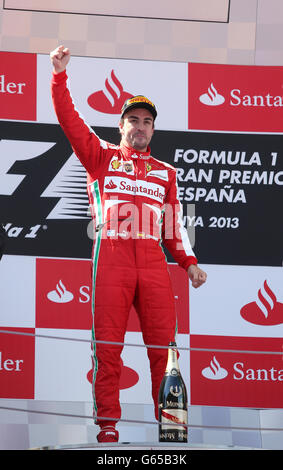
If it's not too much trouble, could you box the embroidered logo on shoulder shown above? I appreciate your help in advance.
[109,156,122,172]
[123,161,134,174]
[108,157,134,175]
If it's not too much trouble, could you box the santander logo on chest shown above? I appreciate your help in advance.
[104,175,166,203]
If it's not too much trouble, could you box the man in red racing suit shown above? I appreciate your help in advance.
[50,46,207,443]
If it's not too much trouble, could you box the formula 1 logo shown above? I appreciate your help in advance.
[0,139,54,196]
[0,121,95,257]
[0,138,88,220]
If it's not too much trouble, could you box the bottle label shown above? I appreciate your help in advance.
[169,385,182,397]
[160,409,187,431]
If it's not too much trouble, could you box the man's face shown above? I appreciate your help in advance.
[119,107,154,152]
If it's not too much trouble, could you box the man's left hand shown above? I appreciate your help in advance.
[188,264,207,288]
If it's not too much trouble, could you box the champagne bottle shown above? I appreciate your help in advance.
[158,341,188,443]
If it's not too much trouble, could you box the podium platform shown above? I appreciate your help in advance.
[0,399,282,450]
[32,441,255,450]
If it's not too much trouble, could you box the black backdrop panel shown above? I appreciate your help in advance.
[0,121,282,266]
[150,129,283,267]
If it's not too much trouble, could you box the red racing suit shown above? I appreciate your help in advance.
[51,70,197,426]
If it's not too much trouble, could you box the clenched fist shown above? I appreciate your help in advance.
[50,45,70,74]
[188,264,207,288]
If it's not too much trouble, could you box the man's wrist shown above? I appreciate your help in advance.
[53,67,66,75]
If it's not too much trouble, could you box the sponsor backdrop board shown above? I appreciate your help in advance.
[188,63,283,133]
[0,255,189,403]
[0,52,37,121]
[0,52,282,410]
[190,335,283,408]
[1,125,281,265]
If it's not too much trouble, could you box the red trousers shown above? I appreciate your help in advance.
[91,236,177,426]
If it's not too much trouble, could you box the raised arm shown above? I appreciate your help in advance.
[50,46,108,176]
